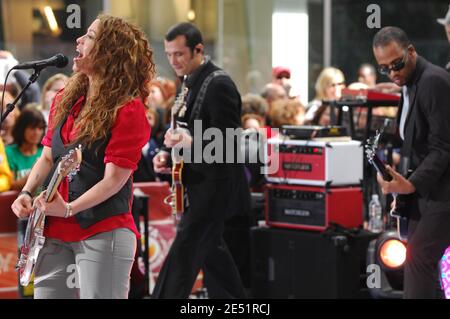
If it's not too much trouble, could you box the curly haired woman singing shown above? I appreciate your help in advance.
[11,15,155,299]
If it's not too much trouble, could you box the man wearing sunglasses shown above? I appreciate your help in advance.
[373,26,450,299]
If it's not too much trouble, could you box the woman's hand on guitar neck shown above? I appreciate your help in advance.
[11,193,34,219]
[376,165,416,195]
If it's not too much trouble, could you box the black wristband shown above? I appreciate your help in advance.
[19,190,33,198]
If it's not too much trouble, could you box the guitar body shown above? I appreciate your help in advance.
[391,191,411,241]
[17,209,46,286]
[365,133,410,240]
[164,83,189,226]
[16,146,82,287]
[396,216,409,241]
[172,160,185,222]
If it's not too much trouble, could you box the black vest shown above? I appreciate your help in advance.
[46,118,132,229]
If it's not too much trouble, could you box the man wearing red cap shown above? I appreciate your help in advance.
[272,66,292,96]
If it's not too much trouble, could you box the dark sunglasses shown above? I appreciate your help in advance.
[378,52,407,75]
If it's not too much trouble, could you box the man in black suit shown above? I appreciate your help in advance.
[152,22,249,298]
[373,26,450,298]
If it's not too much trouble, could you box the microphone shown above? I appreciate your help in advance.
[12,54,69,71]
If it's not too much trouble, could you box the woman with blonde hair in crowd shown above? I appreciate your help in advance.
[40,73,69,121]
[305,67,346,122]
[11,15,155,299]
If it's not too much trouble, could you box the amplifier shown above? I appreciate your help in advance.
[265,184,363,231]
[250,226,376,298]
[266,137,363,186]
[281,125,348,140]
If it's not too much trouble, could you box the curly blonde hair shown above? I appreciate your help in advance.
[52,15,156,146]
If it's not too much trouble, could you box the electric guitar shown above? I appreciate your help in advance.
[164,82,189,226]
[365,132,409,240]
[17,146,82,286]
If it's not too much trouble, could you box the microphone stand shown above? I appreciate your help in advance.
[1,68,41,123]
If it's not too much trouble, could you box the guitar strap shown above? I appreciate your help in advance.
[181,70,227,210]
[189,70,228,122]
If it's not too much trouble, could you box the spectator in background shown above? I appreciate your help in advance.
[261,83,288,127]
[272,66,292,97]
[241,93,272,138]
[40,73,69,121]
[261,83,287,109]
[0,137,12,192]
[241,94,268,120]
[147,78,176,131]
[358,63,377,87]
[437,5,450,70]
[0,50,41,110]
[269,99,306,130]
[310,103,332,126]
[147,78,176,110]
[306,67,345,122]
[133,106,160,182]
[1,91,20,145]
[357,63,401,93]
[241,113,264,131]
[6,107,45,190]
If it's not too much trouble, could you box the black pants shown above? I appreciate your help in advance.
[152,179,246,299]
[404,199,450,299]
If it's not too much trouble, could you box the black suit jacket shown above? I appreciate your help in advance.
[169,60,250,218]
[398,56,450,202]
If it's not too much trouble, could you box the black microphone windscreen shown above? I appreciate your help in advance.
[55,54,69,68]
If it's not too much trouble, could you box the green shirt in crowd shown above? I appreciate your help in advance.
[5,144,43,180]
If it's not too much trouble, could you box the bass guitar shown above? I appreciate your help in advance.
[365,132,409,240]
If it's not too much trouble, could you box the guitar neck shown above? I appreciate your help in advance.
[44,166,64,202]
[33,167,64,227]
[371,153,393,182]
[171,115,177,130]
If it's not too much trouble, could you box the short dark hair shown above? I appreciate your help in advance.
[373,26,411,49]
[165,22,203,52]
[12,107,46,147]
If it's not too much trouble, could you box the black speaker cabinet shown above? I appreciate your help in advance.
[250,226,377,298]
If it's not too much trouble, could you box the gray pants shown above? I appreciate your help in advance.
[33,228,136,299]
